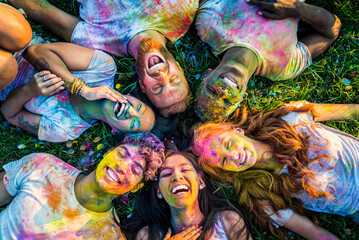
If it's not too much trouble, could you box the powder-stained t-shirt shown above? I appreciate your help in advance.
[269,103,359,226]
[71,0,198,57]
[0,50,116,142]
[0,153,125,239]
[196,0,312,80]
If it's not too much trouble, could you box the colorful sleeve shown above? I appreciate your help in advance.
[281,101,315,126]
[38,114,90,143]
[269,209,294,228]
[282,41,312,80]
[3,153,40,196]
[72,50,116,88]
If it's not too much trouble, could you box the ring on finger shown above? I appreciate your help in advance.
[106,90,110,94]
[43,75,48,81]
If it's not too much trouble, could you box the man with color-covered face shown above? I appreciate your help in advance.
[195,0,341,121]
[0,132,164,239]
[10,0,197,117]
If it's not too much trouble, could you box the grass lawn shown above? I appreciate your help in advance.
[0,0,358,239]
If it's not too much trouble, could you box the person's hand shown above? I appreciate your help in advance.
[27,70,64,96]
[246,0,304,19]
[81,85,128,103]
[163,226,202,240]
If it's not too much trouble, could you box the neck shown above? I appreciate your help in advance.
[221,46,259,84]
[128,30,168,58]
[74,171,116,212]
[170,200,204,234]
[70,95,104,123]
[248,138,278,171]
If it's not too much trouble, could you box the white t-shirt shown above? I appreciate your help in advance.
[196,0,312,80]
[269,104,359,226]
[0,50,116,142]
[71,0,198,57]
[0,153,125,239]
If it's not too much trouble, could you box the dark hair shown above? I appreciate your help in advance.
[130,87,178,140]
[121,142,252,239]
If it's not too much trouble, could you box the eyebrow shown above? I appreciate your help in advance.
[134,161,144,172]
[160,163,192,172]
[121,146,132,158]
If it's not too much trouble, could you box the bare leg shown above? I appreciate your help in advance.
[0,50,18,90]
[9,0,80,42]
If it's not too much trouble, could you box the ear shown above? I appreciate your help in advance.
[157,189,163,199]
[233,127,245,135]
[130,182,144,193]
[198,174,205,190]
[138,80,146,93]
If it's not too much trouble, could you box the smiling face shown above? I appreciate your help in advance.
[195,65,248,121]
[95,143,145,195]
[102,95,155,133]
[136,38,189,114]
[158,154,203,209]
[200,130,257,172]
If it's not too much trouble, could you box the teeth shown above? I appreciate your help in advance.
[107,168,120,183]
[149,62,164,71]
[171,185,189,194]
[222,76,238,88]
[239,150,246,165]
[116,103,126,118]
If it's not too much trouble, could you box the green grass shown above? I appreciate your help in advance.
[0,0,359,239]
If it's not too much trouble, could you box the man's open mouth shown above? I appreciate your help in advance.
[147,55,165,72]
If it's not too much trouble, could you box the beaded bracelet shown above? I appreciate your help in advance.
[70,77,87,96]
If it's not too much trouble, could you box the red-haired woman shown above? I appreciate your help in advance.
[192,101,359,239]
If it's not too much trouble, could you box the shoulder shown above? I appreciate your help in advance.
[219,210,244,226]
[136,226,150,240]
[218,210,252,240]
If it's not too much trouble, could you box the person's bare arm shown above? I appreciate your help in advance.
[220,211,252,240]
[1,71,63,135]
[0,171,14,207]
[247,0,341,59]
[311,103,359,122]
[290,101,359,122]
[23,42,127,103]
[284,212,339,240]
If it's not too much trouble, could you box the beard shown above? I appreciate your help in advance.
[136,38,173,79]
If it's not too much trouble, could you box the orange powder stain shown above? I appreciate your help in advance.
[45,183,62,212]
[63,208,81,219]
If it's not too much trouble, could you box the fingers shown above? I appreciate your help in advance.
[258,10,280,19]
[163,228,171,240]
[183,226,201,240]
[46,79,64,94]
[103,86,127,103]
[246,0,275,11]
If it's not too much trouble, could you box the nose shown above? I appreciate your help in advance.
[228,150,238,162]
[125,106,136,118]
[171,170,184,182]
[157,71,171,86]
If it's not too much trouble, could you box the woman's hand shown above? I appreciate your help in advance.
[27,70,64,96]
[81,85,128,103]
[246,0,303,19]
[163,226,202,240]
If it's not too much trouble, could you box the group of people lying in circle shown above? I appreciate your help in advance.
[0,0,357,239]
